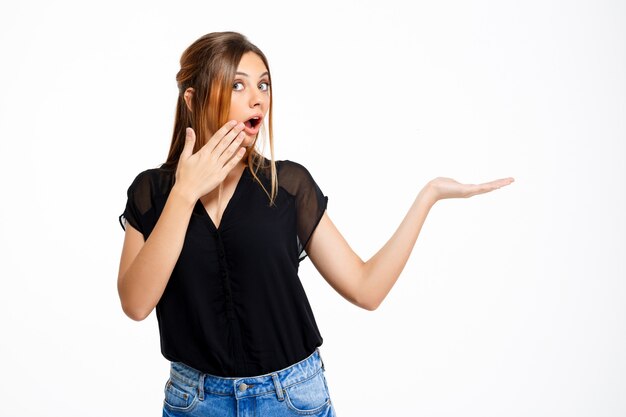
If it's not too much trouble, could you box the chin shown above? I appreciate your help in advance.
[244,136,257,148]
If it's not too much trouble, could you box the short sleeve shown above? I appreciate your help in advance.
[277,161,328,261]
[118,170,154,237]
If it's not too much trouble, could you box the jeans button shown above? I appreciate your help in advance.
[239,383,248,391]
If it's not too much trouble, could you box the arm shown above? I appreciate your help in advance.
[306,176,514,311]
[117,187,196,321]
[117,123,246,321]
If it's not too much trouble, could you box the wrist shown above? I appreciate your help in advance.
[418,182,438,208]
[170,183,198,208]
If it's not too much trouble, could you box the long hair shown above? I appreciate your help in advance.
[162,32,277,204]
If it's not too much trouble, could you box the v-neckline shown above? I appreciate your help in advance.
[195,166,248,232]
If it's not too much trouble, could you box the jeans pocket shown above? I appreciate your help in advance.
[284,370,331,415]
[163,376,199,413]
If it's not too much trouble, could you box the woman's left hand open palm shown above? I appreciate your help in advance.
[425,176,515,203]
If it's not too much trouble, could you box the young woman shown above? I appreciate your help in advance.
[117,31,514,417]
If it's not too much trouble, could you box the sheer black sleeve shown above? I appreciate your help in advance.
[277,161,328,261]
[118,170,154,239]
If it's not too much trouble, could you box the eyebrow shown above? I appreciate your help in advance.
[235,71,269,78]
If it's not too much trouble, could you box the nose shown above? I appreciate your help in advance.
[248,88,264,108]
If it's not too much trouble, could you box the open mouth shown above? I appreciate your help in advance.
[244,116,261,130]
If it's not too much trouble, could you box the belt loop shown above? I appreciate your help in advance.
[271,373,284,401]
[198,372,205,401]
[317,348,325,371]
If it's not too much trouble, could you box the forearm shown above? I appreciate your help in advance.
[360,184,437,310]
[118,185,195,320]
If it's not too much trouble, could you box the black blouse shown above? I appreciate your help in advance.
[119,160,328,377]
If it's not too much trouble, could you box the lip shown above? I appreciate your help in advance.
[242,113,264,136]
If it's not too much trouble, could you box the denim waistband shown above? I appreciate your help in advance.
[169,348,325,401]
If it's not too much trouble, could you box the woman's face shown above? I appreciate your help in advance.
[229,52,271,148]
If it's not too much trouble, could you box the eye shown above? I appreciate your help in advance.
[233,81,244,91]
[259,81,270,92]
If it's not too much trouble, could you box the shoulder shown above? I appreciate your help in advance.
[276,160,315,181]
[126,165,175,196]
[276,159,325,197]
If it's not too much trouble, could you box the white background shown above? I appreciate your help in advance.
[1,0,624,416]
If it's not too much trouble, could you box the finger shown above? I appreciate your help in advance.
[217,131,246,160]
[471,178,514,196]
[212,125,245,159]
[489,177,514,184]
[485,177,515,189]
[217,132,246,165]
[222,147,247,172]
[204,120,243,154]
[180,127,196,160]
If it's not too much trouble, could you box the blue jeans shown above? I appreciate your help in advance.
[162,348,337,417]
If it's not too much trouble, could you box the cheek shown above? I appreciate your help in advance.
[228,98,245,120]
